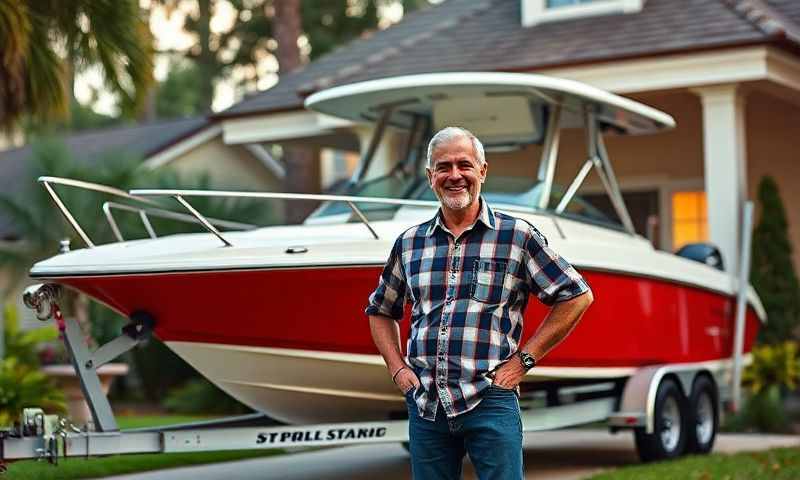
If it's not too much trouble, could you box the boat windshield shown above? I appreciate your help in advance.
[307,172,618,228]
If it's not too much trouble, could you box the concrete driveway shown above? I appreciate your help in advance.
[108,430,800,480]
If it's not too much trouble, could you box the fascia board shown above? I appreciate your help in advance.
[222,111,354,145]
[540,47,771,94]
[765,47,800,93]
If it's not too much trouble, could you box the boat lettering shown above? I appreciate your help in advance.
[256,427,387,444]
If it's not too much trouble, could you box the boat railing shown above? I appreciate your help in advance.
[40,176,561,249]
[38,176,445,248]
[129,188,448,246]
[102,201,256,242]
[39,176,258,248]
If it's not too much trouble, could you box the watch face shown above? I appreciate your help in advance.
[519,353,535,369]
[523,357,535,368]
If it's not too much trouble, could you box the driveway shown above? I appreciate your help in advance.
[107,430,800,480]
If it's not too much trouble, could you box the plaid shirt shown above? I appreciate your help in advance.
[365,198,590,421]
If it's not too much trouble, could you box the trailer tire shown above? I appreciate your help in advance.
[686,375,718,454]
[634,378,688,462]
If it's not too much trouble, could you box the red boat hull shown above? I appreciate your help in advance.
[59,266,760,368]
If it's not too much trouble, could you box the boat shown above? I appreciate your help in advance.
[28,72,764,425]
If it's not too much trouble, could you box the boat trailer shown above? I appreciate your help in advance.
[0,281,732,470]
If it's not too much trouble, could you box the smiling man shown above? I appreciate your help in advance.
[366,126,593,480]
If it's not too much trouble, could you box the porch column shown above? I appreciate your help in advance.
[692,84,748,277]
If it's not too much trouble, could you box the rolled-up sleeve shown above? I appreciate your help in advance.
[365,236,408,320]
[523,226,590,306]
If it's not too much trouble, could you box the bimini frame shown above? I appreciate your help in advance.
[302,72,676,238]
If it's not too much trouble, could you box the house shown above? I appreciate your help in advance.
[3,0,798,301]
[191,0,799,279]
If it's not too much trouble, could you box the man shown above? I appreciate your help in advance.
[365,126,593,480]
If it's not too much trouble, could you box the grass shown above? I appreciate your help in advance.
[116,414,214,430]
[589,447,800,480]
[4,415,283,480]
[5,450,282,479]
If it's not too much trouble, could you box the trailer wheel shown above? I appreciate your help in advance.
[687,375,718,454]
[634,378,688,462]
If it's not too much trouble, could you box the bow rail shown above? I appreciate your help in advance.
[39,176,258,248]
[38,176,451,249]
[129,188,449,245]
[39,176,551,249]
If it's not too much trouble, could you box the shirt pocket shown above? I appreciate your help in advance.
[471,259,508,304]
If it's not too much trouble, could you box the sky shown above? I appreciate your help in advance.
[75,0,406,116]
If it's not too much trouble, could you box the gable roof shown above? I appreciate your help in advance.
[217,0,800,120]
[0,117,208,240]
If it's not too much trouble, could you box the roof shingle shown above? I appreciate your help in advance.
[217,0,800,119]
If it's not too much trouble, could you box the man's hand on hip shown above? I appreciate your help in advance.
[491,357,526,389]
[394,367,421,394]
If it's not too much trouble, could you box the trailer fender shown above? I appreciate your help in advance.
[609,365,707,434]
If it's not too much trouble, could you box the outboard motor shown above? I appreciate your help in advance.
[675,243,725,271]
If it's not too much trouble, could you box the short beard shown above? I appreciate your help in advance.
[436,189,473,210]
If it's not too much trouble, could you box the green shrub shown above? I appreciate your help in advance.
[751,176,800,343]
[3,303,59,366]
[725,341,800,433]
[743,341,800,394]
[0,304,65,426]
[0,358,66,426]
[725,385,790,433]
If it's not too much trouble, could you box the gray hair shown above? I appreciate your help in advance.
[426,127,486,169]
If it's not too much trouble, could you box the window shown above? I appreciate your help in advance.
[522,0,644,27]
[672,191,708,250]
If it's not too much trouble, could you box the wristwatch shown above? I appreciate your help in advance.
[517,351,536,371]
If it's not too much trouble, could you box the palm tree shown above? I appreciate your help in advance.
[0,0,153,131]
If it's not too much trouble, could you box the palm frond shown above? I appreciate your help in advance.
[1,0,154,128]
[0,0,31,130]
[22,10,68,123]
[76,0,154,115]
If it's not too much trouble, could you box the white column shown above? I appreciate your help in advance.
[692,84,748,277]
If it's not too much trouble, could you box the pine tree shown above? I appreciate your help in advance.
[751,176,800,344]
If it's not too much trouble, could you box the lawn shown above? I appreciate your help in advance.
[4,415,283,480]
[116,414,214,429]
[589,447,800,480]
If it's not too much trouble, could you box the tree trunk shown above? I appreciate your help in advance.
[282,146,320,223]
[196,0,216,111]
[273,0,314,222]
[139,3,157,122]
[273,0,302,75]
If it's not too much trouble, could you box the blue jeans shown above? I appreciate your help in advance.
[405,386,523,480]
